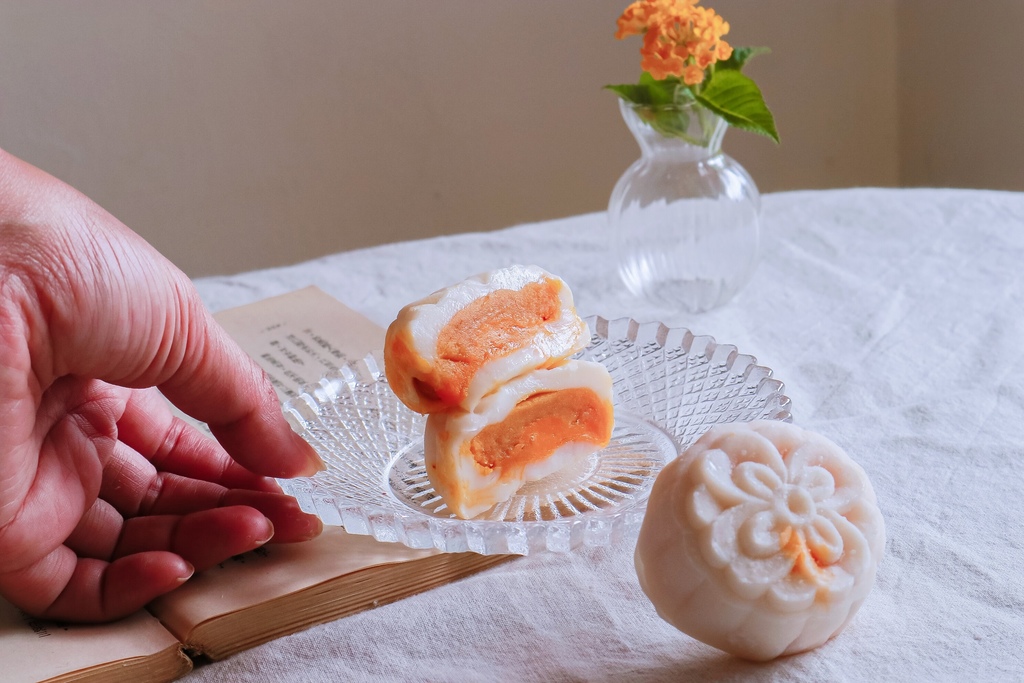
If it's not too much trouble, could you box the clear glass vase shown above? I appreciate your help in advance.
[608,99,761,313]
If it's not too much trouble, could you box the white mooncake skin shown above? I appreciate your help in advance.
[384,265,589,414]
[634,420,885,661]
[424,359,614,519]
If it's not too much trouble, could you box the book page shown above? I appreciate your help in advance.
[151,287,438,646]
[1,598,189,683]
[213,285,383,401]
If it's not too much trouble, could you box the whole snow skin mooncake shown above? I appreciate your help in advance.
[384,265,589,414]
[634,420,885,661]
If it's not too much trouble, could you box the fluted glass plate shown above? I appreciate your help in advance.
[280,316,792,555]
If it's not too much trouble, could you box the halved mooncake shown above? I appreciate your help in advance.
[424,359,614,519]
[384,265,589,414]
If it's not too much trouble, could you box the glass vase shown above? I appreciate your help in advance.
[608,99,761,313]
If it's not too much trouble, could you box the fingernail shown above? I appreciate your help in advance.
[290,434,328,477]
[303,515,324,540]
[255,520,275,545]
[176,562,196,585]
[301,449,328,477]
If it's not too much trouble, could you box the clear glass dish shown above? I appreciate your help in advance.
[280,316,792,555]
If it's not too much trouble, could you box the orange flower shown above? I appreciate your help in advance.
[615,0,732,85]
[682,64,705,86]
[615,2,657,40]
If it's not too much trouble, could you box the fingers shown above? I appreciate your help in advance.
[100,458,320,545]
[29,502,312,621]
[13,501,310,621]
[135,479,321,543]
[113,507,274,572]
[66,500,279,567]
[116,388,283,493]
[0,545,193,623]
[56,553,193,623]
[100,433,321,542]
[219,490,322,542]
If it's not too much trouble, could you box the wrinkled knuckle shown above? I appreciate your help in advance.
[68,384,128,451]
[139,474,165,515]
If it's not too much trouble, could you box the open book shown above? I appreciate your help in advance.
[2,287,510,683]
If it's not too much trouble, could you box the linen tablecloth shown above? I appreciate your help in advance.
[189,188,1024,682]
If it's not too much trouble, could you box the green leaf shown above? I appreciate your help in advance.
[716,46,771,72]
[695,69,780,142]
[640,73,700,104]
[639,107,692,139]
[605,73,682,106]
[605,83,655,104]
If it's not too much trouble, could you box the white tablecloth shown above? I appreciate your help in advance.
[190,188,1024,682]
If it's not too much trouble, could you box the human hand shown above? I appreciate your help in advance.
[0,149,325,622]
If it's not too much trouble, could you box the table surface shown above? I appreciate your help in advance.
[189,188,1024,682]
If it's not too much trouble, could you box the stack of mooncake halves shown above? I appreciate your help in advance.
[384,265,614,519]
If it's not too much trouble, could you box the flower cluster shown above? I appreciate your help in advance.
[615,0,733,85]
[606,0,779,143]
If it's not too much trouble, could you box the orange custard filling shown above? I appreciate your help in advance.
[467,388,613,476]
[779,526,830,586]
[424,278,562,407]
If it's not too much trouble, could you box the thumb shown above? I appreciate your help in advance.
[159,296,327,478]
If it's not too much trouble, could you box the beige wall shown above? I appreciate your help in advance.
[897,0,1024,189]
[0,1,1008,277]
